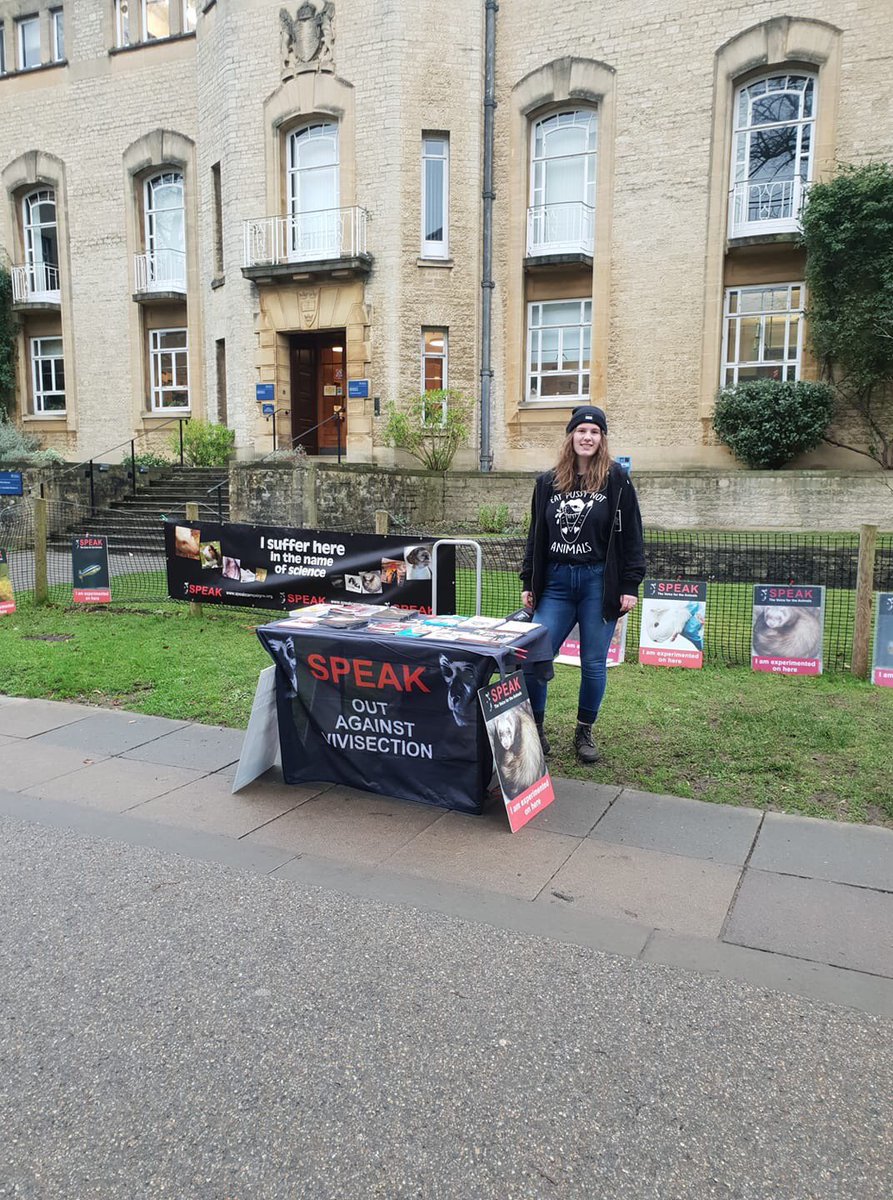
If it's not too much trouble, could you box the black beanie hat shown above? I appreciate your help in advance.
[566,405,608,435]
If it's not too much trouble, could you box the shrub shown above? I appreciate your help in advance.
[382,389,473,472]
[0,266,16,415]
[713,379,834,469]
[0,412,63,464]
[133,451,173,469]
[478,502,510,533]
[169,418,235,467]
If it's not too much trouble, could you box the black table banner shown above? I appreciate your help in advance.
[164,519,455,613]
[257,620,553,814]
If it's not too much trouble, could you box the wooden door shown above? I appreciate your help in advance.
[317,336,346,454]
[290,338,317,454]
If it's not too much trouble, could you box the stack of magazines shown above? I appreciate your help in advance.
[272,603,540,646]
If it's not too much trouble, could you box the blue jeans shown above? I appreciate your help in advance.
[525,562,617,726]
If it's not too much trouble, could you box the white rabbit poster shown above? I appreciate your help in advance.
[638,581,706,668]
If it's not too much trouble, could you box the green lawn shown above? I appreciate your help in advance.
[1,600,891,826]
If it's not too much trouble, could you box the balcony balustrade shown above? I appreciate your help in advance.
[243,207,368,269]
[134,248,187,295]
[526,202,595,258]
[728,177,810,239]
[11,262,60,305]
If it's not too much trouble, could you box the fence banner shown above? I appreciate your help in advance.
[72,536,111,604]
[556,613,628,668]
[479,671,554,833]
[872,592,893,688]
[751,584,824,676]
[0,548,14,615]
[164,519,455,613]
[639,580,706,668]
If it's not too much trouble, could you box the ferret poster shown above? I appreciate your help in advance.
[638,581,706,668]
[479,671,554,833]
[0,548,15,615]
[71,535,111,605]
[556,614,628,668]
[871,593,893,688]
[751,584,825,676]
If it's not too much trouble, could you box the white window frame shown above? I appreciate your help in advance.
[142,171,186,291]
[287,123,340,261]
[115,0,193,47]
[17,14,40,70]
[421,328,448,420]
[51,9,64,61]
[528,109,597,256]
[721,283,804,387]
[526,299,592,403]
[22,188,60,300]
[0,25,7,75]
[729,73,817,238]
[420,135,449,259]
[142,0,171,42]
[30,337,66,414]
[149,327,190,412]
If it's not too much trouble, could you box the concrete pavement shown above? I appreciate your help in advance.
[1,693,891,1019]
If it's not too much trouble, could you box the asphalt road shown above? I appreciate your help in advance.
[1,814,890,1200]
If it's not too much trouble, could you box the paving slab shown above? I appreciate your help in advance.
[383,805,579,900]
[121,723,245,771]
[22,757,208,812]
[245,786,443,866]
[591,788,762,865]
[0,698,101,739]
[530,777,619,838]
[0,734,17,747]
[725,869,893,978]
[750,812,893,891]
[130,769,326,838]
[28,712,190,756]
[541,840,742,938]
[0,740,108,791]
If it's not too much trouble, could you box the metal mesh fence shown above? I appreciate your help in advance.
[1,497,890,672]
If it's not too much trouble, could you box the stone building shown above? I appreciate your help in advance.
[0,0,890,470]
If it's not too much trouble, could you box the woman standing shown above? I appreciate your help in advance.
[520,405,645,763]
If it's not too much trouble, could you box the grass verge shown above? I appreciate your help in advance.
[0,601,890,825]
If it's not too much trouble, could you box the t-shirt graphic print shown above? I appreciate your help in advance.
[547,487,610,565]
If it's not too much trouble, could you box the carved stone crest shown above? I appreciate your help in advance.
[280,2,335,80]
[299,289,319,329]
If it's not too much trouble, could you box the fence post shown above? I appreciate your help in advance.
[186,501,202,619]
[374,509,389,535]
[852,523,878,679]
[33,495,48,606]
[130,440,137,496]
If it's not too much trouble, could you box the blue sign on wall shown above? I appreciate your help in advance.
[614,456,632,474]
[262,403,275,416]
[0,471,24,496]
[347,379,370,399]
[255,383,275,402]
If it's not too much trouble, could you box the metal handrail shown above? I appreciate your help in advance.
[258,410,346,465]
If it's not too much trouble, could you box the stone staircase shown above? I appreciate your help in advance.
[55,467,230,554]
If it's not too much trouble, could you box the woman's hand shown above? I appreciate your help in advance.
[619,593,638,614]
[521,591,535,612]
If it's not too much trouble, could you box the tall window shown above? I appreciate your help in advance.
[30,337,66,413]
[421,135,449,259]
[22,189,60,301]
[116,0,193,46]
[51,9,64,60]
[730,74,816,237]
[17,15,40,70]
[287,123,340,260]
[722,284,803,386]
[0,25,6,75]
[143,171,186,290]
[528,110,596,256]
[211,161,223,276]
[527,299,591,401]
[149,328,189,410]
[421,329,448,391]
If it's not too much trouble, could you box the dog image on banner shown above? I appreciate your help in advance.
[479,671,554,833]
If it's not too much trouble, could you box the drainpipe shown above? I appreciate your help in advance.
[479,0,497,473]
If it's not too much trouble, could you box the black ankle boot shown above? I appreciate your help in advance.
[535,718,551,757]
[574,722,600,764]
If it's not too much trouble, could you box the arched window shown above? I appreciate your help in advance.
[22,189,60,301]
[287,123,340,260]
[142,171,186,291]
[729,73,816,237]
[528,109,597,256]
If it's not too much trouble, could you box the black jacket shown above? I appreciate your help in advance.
[520,463,647,621]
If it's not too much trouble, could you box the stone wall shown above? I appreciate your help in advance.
[229,462,893,533]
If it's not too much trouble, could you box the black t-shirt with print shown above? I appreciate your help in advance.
[546,479,612,565]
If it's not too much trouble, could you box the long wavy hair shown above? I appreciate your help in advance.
[552,430,613,493]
